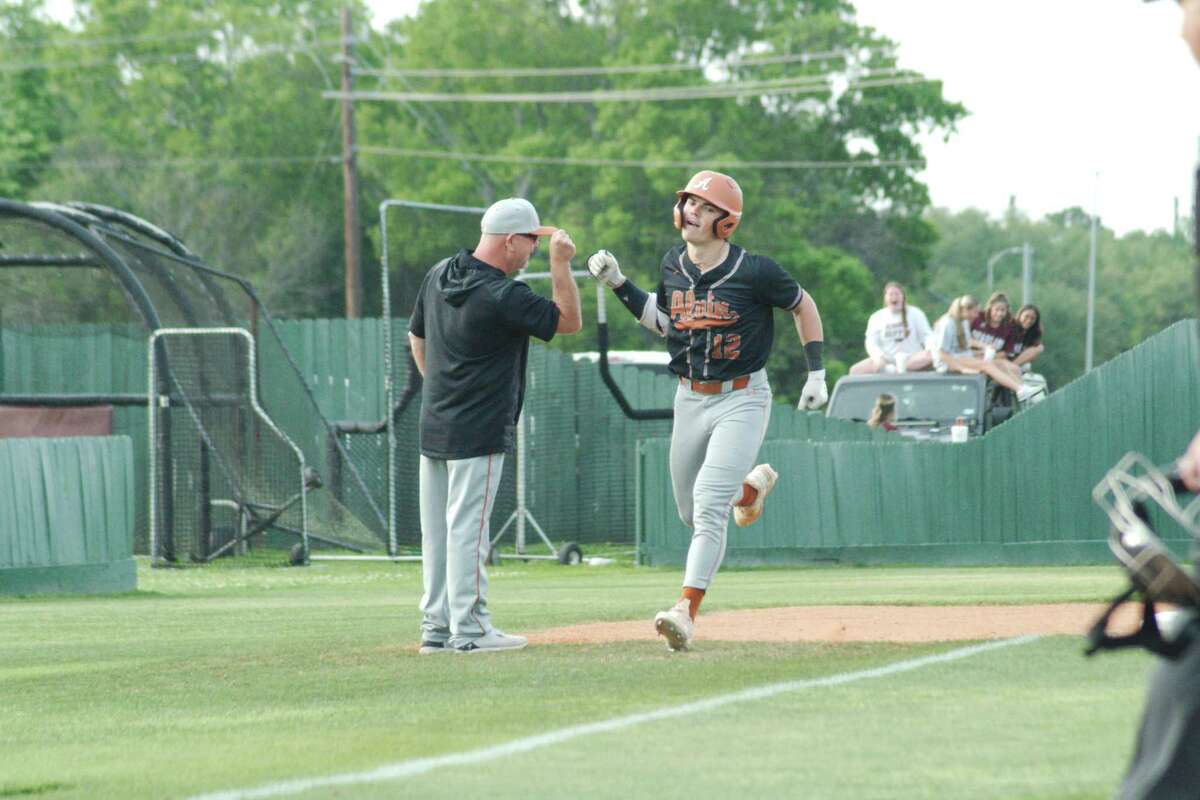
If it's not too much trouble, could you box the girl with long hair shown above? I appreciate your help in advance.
[866,393,898,431]
[849,281,933,374]
[932,295,1039,402]
[1012,304,1044,370]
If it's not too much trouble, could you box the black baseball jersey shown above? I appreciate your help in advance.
[654,244,804,381]
[409,249,560,459]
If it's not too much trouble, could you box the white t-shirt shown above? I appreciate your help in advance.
[863,305,932,362]
[930,315,972,368]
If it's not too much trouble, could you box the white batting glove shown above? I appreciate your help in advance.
[983,346,996,362]
[586,249,626,289]
[798,369,828,411]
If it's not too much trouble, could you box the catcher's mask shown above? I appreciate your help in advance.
[1086,453,1200,659]
[673,170,743,239]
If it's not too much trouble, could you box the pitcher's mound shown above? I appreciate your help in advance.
[526,603,1140,646]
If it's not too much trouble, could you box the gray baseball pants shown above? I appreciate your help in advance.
[670,369,772,590]
[418,452,505,647]
[1118,633,1200,799]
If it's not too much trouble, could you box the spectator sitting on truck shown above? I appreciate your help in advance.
[849,282,933,375]
[866,393,898,431]
[1011,304,1044,372]
[970,292,1022,380]
[932,295,1039,403]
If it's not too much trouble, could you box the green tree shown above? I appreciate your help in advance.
[361,0,964,402]
[922,206,1194,392]
[12,0,362,316]
[6,0,964,366]
[0,1,68,198]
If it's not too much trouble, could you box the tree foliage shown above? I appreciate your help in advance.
[362,0,964,401]
[3,0,969,402]
[917,206,1195,392]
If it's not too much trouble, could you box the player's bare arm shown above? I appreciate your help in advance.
[793,294,828,410]
[549,229,582,334]
[586,249,668,336]
[408,332,426,377]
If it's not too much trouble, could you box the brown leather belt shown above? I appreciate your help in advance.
[680,375,751,395]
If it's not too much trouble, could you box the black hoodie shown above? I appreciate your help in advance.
[409,249,560,459]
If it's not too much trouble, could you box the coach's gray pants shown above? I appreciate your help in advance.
[670,370,772,591]
[418,453,504,647]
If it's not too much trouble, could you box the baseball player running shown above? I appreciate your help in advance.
[587,170,828,651]
[409,198,581,654]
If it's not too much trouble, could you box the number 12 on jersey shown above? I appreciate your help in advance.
[709,333,741,360]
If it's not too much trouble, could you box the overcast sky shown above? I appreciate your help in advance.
[849,0,1200,236]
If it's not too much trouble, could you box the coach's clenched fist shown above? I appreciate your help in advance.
[549,229,576,268]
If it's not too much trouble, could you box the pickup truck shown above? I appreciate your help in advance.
[825,371,1044,441]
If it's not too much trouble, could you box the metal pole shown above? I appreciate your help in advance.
[986,246,1020,295]
[379,202,396,555]
[1086,177,1099,372]
[515,407,526,555]
[1021,243,1032,306]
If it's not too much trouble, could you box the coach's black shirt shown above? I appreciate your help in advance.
[654,244,804,381]
[409,250,560,459]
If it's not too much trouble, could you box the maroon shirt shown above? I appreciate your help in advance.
[970,317,1020,358]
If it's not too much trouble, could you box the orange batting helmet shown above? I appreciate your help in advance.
[673,170,743,239]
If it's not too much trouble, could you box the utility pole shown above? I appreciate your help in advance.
[339,7,362,319]
[1085,174,1099,373]
[1021,242,1032,306]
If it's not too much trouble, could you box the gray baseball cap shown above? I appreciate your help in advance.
[480,198,556,237]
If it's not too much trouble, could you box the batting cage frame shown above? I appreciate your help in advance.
[0,198,393,565]
[148,327,311,565]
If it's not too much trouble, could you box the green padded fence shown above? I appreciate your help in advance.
[5,318,1195,564]
[0,323,151,552]
[639,320,1200,567]
[0,436,136,594]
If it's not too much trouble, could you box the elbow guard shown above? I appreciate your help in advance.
[614,281,667,336]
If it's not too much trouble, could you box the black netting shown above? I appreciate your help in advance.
[154,332,305,562]
[0,201,391,564]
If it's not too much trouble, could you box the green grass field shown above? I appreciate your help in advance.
[0,559,1156,799]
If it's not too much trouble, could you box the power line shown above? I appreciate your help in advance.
[2,23,332,51]
[323,71,929,104]
[357,146,919,171]
[0,38,340,74]
[0,154,341,170]
[355,47,891,79]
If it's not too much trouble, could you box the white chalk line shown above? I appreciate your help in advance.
[189,635,1040,800]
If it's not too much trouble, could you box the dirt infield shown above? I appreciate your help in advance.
[526,603,1144,645]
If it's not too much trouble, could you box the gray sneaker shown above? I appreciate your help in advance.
[418,641,451,655]
[454,629,529,653]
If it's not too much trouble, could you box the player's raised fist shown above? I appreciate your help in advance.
[549,229,576,264]
[586,249,626,289]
